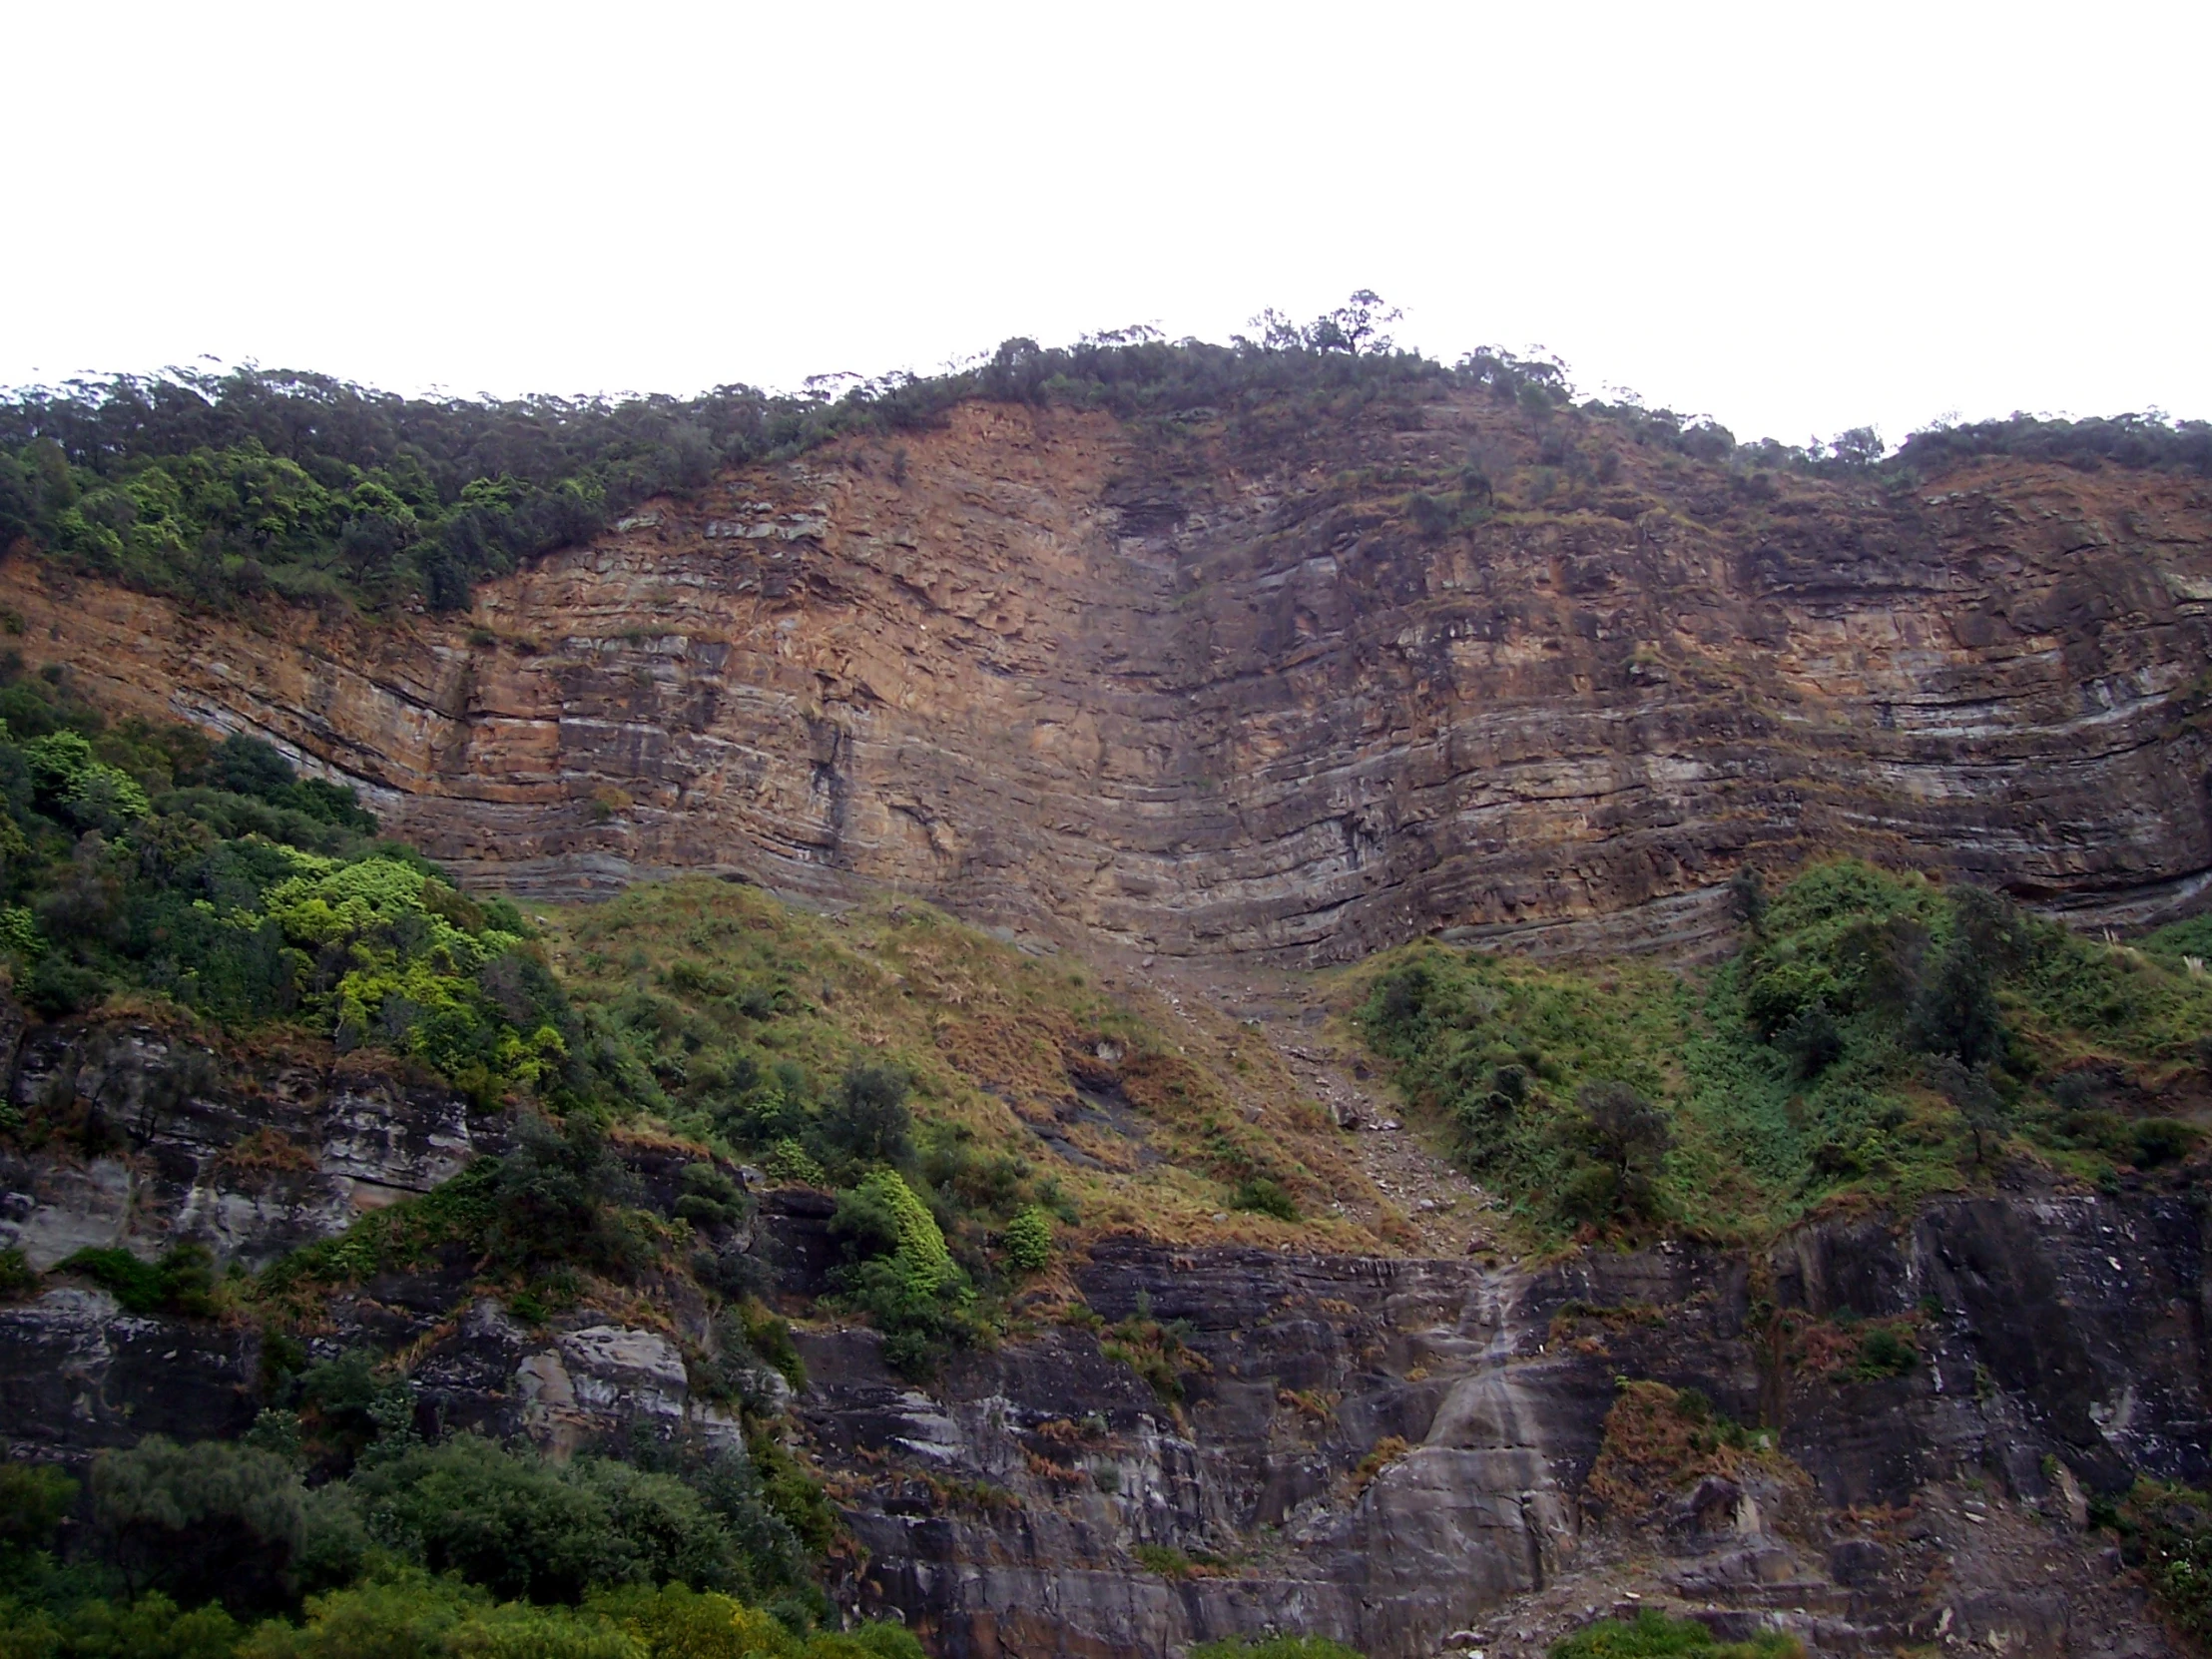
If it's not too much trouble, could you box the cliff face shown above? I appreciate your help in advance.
[3,999,2199,1659]
[7,396,2212,965]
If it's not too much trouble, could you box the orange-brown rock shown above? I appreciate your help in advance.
[9,394,2212,962]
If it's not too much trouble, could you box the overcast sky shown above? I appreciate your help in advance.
[9,2,2205,449]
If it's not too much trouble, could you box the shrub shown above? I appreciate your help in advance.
[0,1248,37,1301]
[1001,1205,1053,1273]
[292,1350,415,1474]
[32,1591,244,1659]
[760,1140,826,1188]
[2132,1118,2199,1168]
[1191,1639,1365,1659]
[1549,1609,1801,1659]
[830,1169,978,1376]
[1855,1328,1918,1380]
[241,1572,638,1659]
[2114,1483,2212,1649]
[1773,1001,1844,1080]
[1229,1178,1298,1222]
[677,1162,749,1229]
[92,1436,305,1611]
[1560,1081,1671,1226]
[816,1065,912,1170]
[336,1434,759,1605]
[0,1463,77,1556]
[56,1245,218,1317]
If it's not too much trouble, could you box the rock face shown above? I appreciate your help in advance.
[791,1205,2205,1659]
[8,398,2212,963]
[4,1106,2198,1659]
[0,1009,484,1275]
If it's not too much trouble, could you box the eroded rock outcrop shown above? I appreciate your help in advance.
[9,398,2211,964]
[0,1010,484,1274]
[0,997,2198,1659]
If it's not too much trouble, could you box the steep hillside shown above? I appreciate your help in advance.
[2,353,2210,1659]
[0,683,2204,1659]
[7,386,2210,969]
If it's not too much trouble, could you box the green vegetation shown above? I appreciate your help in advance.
[828,1167,982,1376]
[27,293,2187,623]
[52,1247,218,1317]
[1354,860,2212,1244]
[1549,1609,1801,1659]
[1189,1640,1364,1659]
[2100,1482,2212,1648]
[1229,1176,1299,1222]
[0,1416,872,1659]
[1000,1205,1053,1274]
[0,1575,924,1659]
[545,872,1377,1250]
[0,668,642,1122]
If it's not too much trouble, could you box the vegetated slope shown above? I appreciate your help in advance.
[6,361,2211,970]
[1348,861,2210,1247]
[539,877,1388,1253]
[0,675,1392,1654]
[0,679,2207,1659]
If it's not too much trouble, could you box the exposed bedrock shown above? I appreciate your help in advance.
[0,1001,2199,1658]
[8,400,2212,964]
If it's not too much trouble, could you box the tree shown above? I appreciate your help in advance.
[1308,289,1402,355]
[1247,290,1402,356]
[1728,865,1767,934]
[91,1436,305,1610]
[1927,1055,2007,1168]
[817,1064,912,1169]
[1909,887,2023,1068]
[1828,427,1886,469]
[1002,1205,1053,1273]
[1559,1081,1672,1225]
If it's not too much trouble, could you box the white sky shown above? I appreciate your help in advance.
[8,1,2207,449]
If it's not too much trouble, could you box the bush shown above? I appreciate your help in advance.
[1001,1205,1053,1273]
[830,1170,977,1376]
[12,1590,244,1659]
[292,1350,415,1474]
[1229,1177,1298,1222]
[335,1434,759,1605]
[2110,1484,2212,1650]
[676,1162,748,1230]
[815,1065,912,1171]
[488,1113,648,1276]
[1855,1328,1918,1380]
[2132,1118,2199,1168]
[0,1248,37,1301]
[242,1572,637,1659]
[1549,1609,1801,1659]
[56,1246,218,1318]
[1560,1081,1671,1226]
[1773,1001,1844,1080]
[92,1436,305,1611]
[0,1463,77,1557]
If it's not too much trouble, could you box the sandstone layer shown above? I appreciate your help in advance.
[8,397,2212,962]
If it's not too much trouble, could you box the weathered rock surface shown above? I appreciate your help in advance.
[1,1054,2199,1659]
[10,399,2212,964]
[0,1011,485,1274]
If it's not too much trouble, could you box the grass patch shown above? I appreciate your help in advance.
[1346,860,2212,1246]
[1550,1609,1802,1659]
[543,877,1387,1254]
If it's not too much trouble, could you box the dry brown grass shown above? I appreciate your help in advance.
[546,878,1393,1252]
[1583,1381,1798,1522]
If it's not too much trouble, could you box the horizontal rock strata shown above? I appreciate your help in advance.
[7,399,2212,962]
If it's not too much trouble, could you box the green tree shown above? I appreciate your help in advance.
[91,1437,305,1611]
